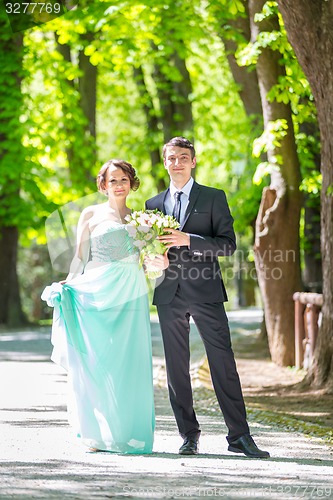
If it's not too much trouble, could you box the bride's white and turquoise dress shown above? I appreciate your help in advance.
[42,220,155,454]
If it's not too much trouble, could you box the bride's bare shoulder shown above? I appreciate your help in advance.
[79,204,104,223]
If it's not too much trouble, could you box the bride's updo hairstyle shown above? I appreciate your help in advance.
[97,159,140,194]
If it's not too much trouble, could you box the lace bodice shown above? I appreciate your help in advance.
[90,220,139,264]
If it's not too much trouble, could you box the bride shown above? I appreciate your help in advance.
[42,159,168,454]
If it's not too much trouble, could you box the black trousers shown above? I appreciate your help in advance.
[157,286,250,443]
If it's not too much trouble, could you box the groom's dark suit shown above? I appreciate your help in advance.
[146,181,250,443]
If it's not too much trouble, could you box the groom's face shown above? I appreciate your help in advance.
[164,146,196,188]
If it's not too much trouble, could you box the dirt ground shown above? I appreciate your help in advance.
[234,329,333,432]
[198,339,333,434]
[189,310,333,437]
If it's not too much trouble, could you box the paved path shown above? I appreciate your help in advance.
[1,313,333,499]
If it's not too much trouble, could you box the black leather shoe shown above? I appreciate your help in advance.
[228,434,270,458]
[179,437,199,455]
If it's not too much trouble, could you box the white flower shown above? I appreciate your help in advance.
[125,225,137,237]
[133,240,146,250]
[125,209,180,277]
[138,224,150,233]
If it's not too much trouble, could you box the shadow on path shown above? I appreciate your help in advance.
[1,311,333,499]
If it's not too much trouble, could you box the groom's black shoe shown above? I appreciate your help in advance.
[228,434,270,458]
[179,437,199,455]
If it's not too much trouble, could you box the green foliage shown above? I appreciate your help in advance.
[24,30,97,190]
[253,119,288,156]
[209,0,246,19]
[254,0,278,23]
[250,119,290,185]
[0,10,55,234]
[1,0,323,321]
[236,0,316,123]
[298,133,321,196]
[234,0,319,201]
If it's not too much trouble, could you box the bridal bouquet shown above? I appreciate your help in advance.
[125,209,180,279]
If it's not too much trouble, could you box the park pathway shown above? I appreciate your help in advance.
[0,312,332,499]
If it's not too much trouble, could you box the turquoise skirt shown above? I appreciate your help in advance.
[42,261,155,454]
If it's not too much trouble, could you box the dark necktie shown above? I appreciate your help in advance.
[172,191,183,222]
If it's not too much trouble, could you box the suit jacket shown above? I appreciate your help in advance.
[145,181,236,305]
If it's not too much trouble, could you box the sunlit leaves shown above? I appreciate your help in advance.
[254,0,278,23]
[209,0,246,18]
[253,161,280,185]
[300,171,322,196]
[237,30,283,66]
[253,119,288,157]
[252,119,288,184]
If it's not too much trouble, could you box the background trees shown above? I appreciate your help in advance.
[0,0,331,389]
[0,18,26,326]
[246,0,302,366]
[276,0,333,390]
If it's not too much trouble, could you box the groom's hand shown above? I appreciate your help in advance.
[159,228,190,249]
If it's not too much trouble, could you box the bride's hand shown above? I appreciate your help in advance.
[144,253,169,270]
[158,252,169,270]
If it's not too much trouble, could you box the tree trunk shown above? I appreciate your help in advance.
[218,0,263,123]
[277,0,333,390]
[0,27,26,326]
[0,227,25,326]
[153,49,194,144]
[249,0,302,366]
[133,65,166,191]
[78,33,97,182]
[55,35,76,169]
[78,34,97,141]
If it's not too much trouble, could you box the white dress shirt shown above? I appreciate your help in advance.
[164,177,194,225]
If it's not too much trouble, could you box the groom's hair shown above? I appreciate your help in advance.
[163,137,196,159]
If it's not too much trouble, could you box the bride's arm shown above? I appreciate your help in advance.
[64,208,93,282]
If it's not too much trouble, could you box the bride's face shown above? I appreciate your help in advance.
[105,166,131,200]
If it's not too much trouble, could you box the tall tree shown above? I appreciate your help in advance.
[0,14,27,326]
[214,0,263,122]
[153,47,194,144]
[129,1,196,187]
[78,32,97,175]
[246,0,302,365]
[211,0,266,314]
[133,65,165,190]
[53,29,97,186]
[277,0,333,390]
[13,0,267,323]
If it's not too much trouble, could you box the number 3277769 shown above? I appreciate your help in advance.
[5,3,62,15]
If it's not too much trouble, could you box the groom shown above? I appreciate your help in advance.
[146,136,269,458]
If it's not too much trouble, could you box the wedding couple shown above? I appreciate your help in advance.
[42,136,269,459]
